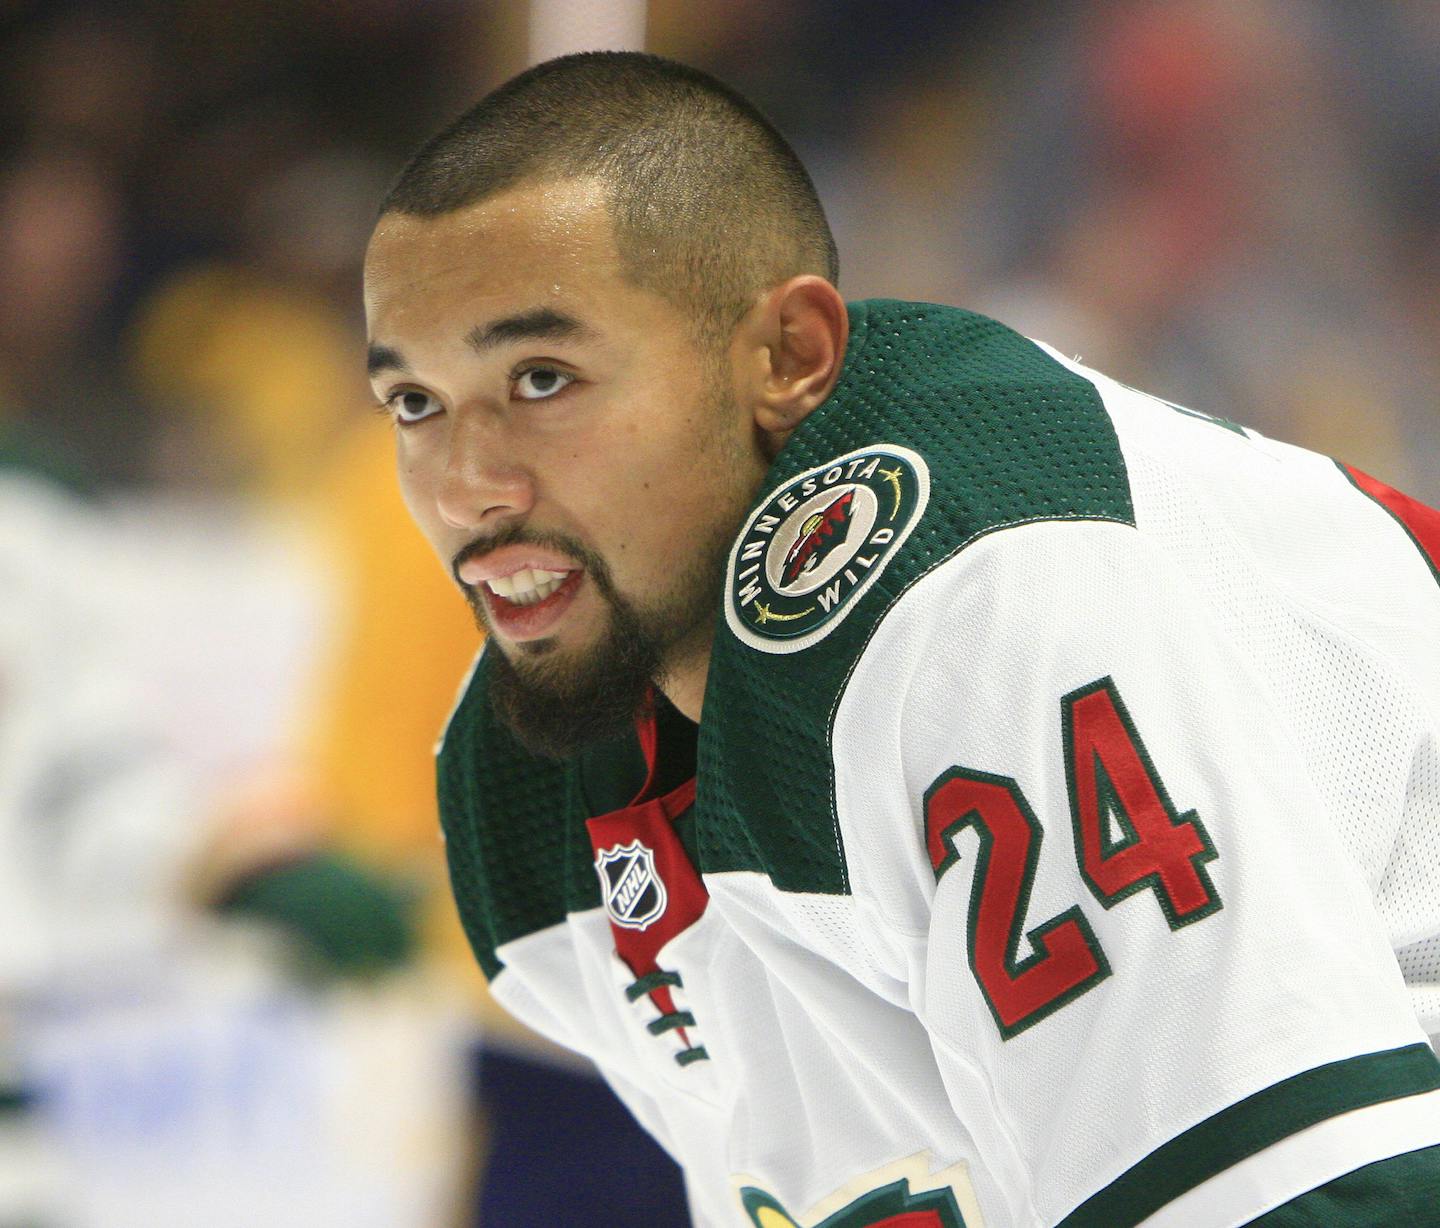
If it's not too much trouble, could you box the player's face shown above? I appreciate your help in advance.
[363,178,768,751]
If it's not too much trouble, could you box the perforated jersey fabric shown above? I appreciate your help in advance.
[700,303,1132,897]
[436,301,1440,1227]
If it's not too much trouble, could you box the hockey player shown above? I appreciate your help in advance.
[364,53,1440,1227]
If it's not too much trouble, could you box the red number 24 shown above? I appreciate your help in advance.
[924,676,1221,1038]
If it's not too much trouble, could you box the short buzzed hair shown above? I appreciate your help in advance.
[381,52,839,342]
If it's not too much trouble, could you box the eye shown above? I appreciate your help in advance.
[387,389,443,425]
[514,366,575,401]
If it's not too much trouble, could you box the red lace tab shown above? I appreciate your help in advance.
[587,777,704,980]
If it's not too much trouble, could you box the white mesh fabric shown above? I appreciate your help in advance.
[1396,934,1440,1044]
[704,873,1001,1220]
[1124,443,1421,897]
[1095,371,1440,966]
[1382,732,1440,951]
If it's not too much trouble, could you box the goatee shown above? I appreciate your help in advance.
[457,525,721,760]
[485,579,662,759]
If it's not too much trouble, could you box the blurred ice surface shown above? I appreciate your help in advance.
[0,472,472,1228]
[16,928,472,1228]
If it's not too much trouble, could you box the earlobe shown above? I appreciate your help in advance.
[749,276,849,448]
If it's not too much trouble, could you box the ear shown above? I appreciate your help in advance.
[733,276,848,456]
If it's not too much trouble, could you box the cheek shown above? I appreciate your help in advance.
[395,441,422,510]
[395,447,443,542]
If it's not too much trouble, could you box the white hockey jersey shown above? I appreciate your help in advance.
[437,300,1440,1227]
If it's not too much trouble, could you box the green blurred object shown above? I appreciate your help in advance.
[0,423,94,497]
[215,851,418,980]
[0,1085,34,1117]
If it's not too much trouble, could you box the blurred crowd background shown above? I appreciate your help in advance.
[1,1,1437,1225]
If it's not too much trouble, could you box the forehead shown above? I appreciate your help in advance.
[363,178,631,338]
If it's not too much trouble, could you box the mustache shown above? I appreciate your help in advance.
[450,525,618,602]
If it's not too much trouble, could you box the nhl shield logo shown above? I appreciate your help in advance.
[595,840,668,931]
[724,443,930,654]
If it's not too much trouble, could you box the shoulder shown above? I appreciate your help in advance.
[722,301,1136,654]
[700,301,1138,892]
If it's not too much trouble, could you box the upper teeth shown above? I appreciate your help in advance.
[487,568,570,606]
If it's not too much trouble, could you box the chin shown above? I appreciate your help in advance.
[487,608,661,759]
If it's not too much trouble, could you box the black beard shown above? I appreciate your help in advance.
[457,523,727,760]
[485,579,662,759]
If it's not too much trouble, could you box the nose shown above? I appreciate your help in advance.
[433,409,535,531]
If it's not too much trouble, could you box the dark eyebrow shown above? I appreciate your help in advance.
[366,308,590,381]
[366,343,408,377]
[465,307,593,353]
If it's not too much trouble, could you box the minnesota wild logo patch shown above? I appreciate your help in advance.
[725,444,929,653]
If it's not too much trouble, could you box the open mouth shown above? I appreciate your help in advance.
[484,567,574,607]
[456,544,588,641]
[479,567,585,640]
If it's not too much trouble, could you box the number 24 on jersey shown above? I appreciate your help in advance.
[924,676,1223,1039]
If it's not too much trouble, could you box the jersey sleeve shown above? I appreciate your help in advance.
[830,516,1440,1227]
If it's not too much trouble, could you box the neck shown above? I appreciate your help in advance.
[656,630,713,723]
